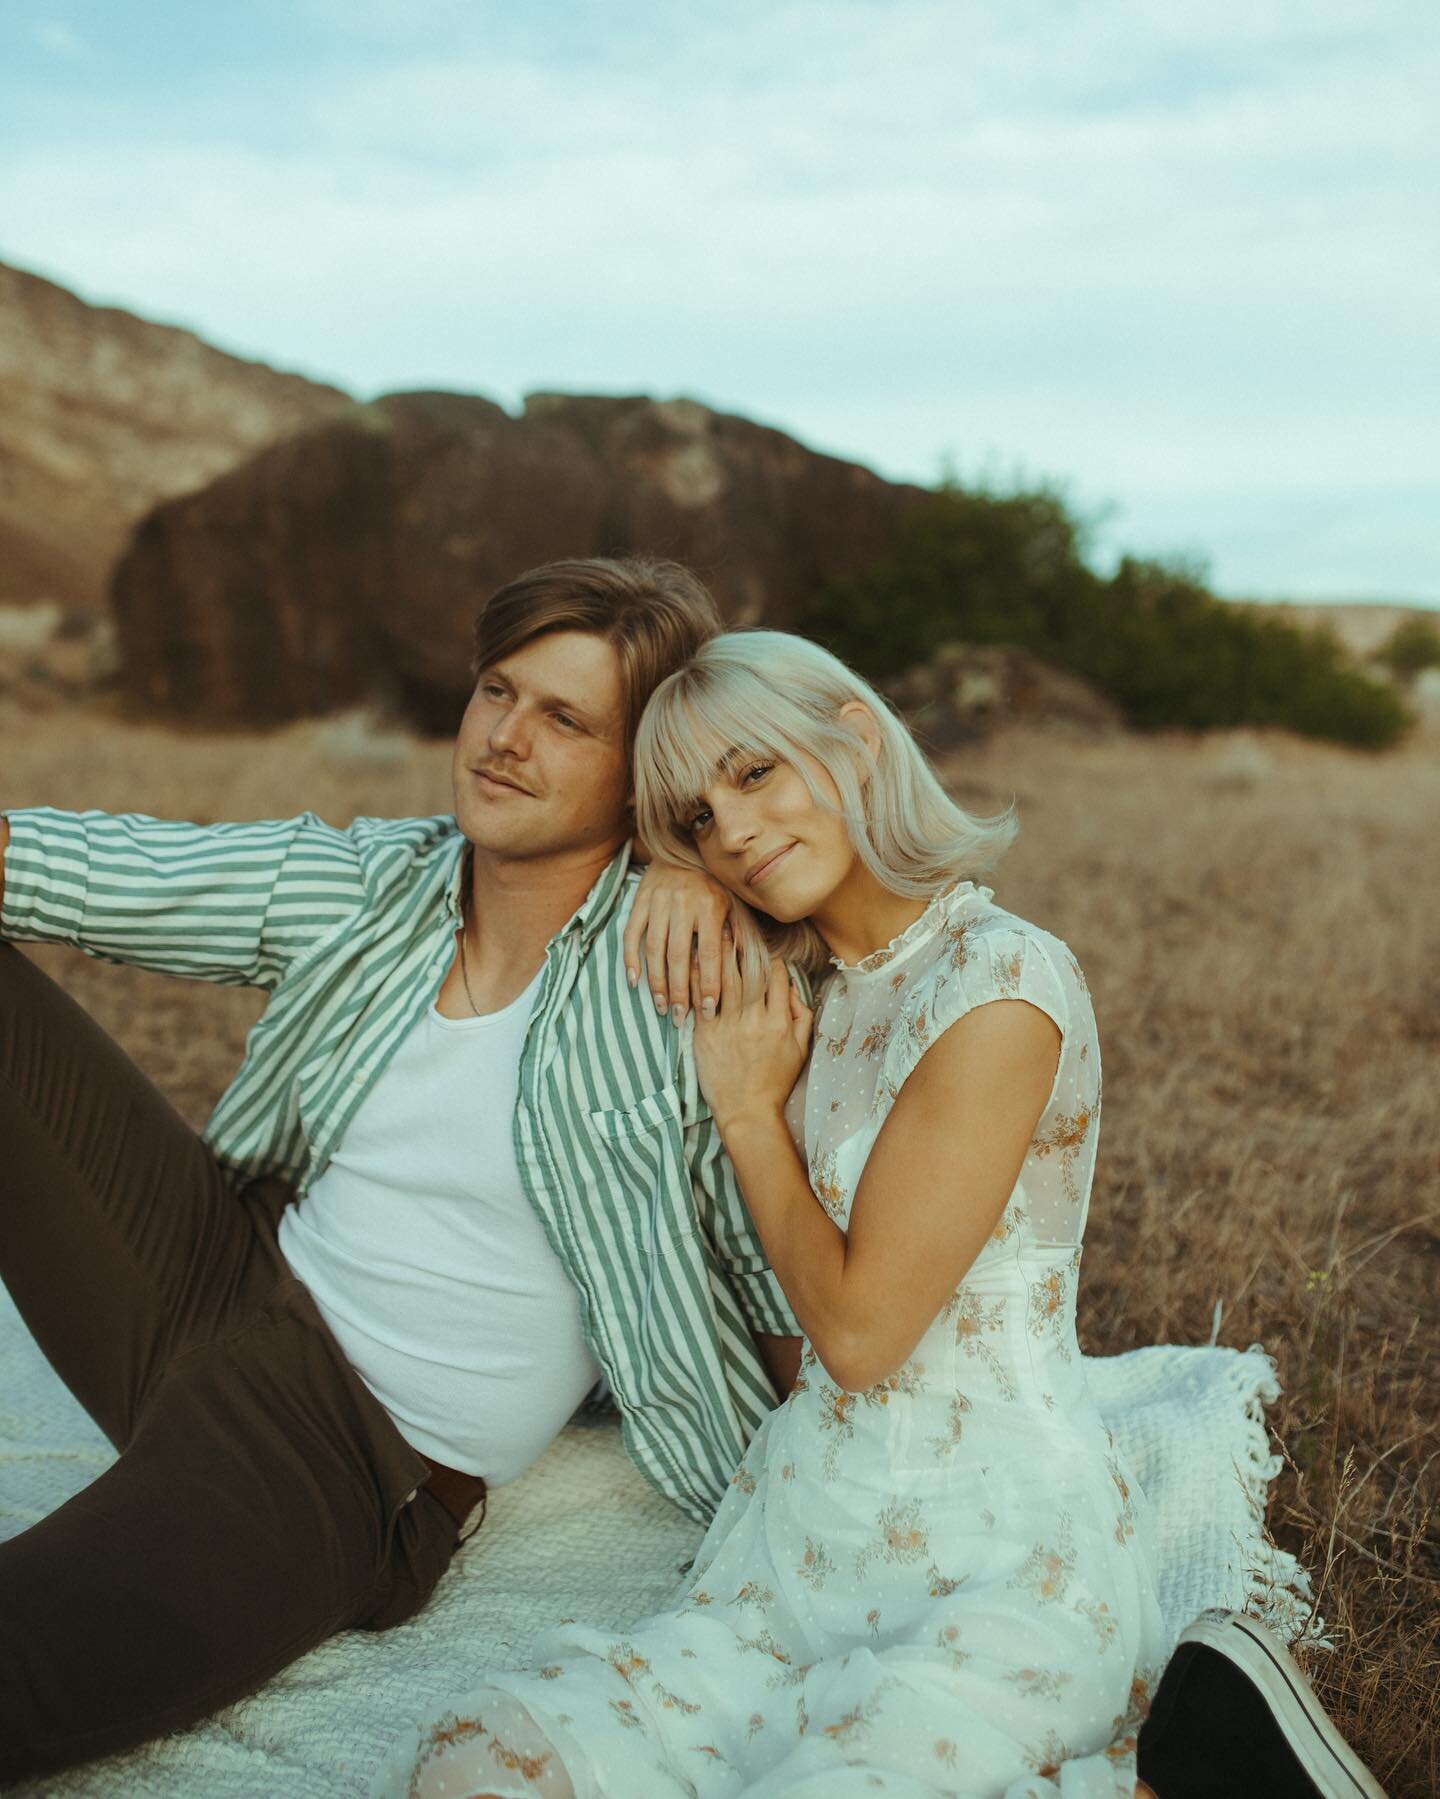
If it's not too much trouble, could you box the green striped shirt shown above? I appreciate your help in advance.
[0,807,798,1522]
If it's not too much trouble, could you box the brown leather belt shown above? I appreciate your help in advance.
[417,1454,488,1542]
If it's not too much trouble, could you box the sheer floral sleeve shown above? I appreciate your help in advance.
[873,915,1100,1248]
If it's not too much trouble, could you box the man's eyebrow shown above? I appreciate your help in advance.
[485,667,609,730]
[537,689,609,729]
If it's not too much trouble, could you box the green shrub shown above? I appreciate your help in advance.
[1376,614,1440,681]
[805,487,1411,750]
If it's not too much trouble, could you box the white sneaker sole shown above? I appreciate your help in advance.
[1175,1612,1388,1799]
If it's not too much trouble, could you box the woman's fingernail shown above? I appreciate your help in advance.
[702,998,716,1019]
[626,967,637,987]
[653,992,667,1013]
[672,1003,686,1025]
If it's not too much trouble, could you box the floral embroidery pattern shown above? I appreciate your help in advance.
[947,1290,1018,1397]
[796,1537,837,1589]
[860,1358,924,1408]
[926,1392,972,1459]
[1078,1594,1120,1651]
[1030,1095,1099,1206]
[816,1383,858,1475]
[993,944,1027,996]
[945,914,980,970]
[1108,1456,1137,1547]
[1025,1730,1075,1781]
[927,1564,968,1598]
[809,1148,847,1223]
[935,1621,972,1669]
[1007,1514,1077,1604]
[821,1693,882,1743]
[730,1580,775,1612]
[1027,1251,1082,1363]
[858,1017,893,1059]
[856,1499,930,1577]
[1005,1666,1074,1702]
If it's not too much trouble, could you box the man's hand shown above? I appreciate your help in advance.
[624,860,733,1024]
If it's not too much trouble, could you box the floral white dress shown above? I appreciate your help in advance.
[379,884,1167,1798]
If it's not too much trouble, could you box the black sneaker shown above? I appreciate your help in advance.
[1137,1611,1387,1798]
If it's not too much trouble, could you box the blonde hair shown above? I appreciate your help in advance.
[634,630,1016,985]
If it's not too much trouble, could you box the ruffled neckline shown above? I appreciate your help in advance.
[829,880,991,975]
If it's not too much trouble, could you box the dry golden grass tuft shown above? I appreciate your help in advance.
[4,702,1437,1794]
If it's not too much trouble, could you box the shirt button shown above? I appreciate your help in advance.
[352,1068,368,1085]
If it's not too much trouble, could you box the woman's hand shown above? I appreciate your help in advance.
[692,948,812,1134]
[625,860,733,1023]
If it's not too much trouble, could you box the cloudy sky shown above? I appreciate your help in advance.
[2,0,1436,603]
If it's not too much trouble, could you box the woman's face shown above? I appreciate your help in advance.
[682,749,860,923]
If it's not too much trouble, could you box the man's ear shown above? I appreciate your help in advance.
[837,699,883,769]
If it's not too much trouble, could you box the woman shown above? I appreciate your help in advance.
[378,630,1166,1797]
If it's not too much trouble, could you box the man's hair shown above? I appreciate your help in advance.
[473,557,723,748]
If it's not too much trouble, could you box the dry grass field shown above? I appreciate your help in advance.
[2,697,1437,1794]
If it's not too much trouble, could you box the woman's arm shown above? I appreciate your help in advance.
[698,956,1059,1393]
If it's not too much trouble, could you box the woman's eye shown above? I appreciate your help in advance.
[553,713,579,731]
[741,762,773,785]
[687,808,713,835]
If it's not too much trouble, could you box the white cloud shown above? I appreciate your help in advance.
[29,17,88,58]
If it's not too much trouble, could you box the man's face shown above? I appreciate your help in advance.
[452,630,632,863]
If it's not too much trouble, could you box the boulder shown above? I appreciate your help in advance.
[881,642,1122,746]
[110,391,927,731]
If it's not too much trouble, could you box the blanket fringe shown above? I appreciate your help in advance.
[1225,1344,1330,1649]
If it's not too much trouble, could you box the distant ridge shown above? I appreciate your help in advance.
[0,257,352,609]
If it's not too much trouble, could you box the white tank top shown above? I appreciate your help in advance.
[278,968,599,1483]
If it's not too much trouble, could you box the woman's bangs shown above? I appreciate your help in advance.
[644,668,795,837]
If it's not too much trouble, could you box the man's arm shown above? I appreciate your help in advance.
[0,807,369,987]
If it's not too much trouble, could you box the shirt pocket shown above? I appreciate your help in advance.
[586,1085,698,1241]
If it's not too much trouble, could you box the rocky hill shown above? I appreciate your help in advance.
[112,389,928,731]
[0,258,351,610]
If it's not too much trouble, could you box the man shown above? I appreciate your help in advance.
[0,556,800,1780]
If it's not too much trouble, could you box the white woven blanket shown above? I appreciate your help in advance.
[0,1285,1315,1797]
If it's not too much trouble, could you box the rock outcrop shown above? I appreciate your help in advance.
[0,258,351,610]
[881,642,1122,745]
[112,390,927,731]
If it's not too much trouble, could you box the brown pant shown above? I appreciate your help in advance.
[0,944,462,1781]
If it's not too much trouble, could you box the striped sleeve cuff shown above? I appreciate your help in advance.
[0,808,91,943]
[730,1263,801,1338]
